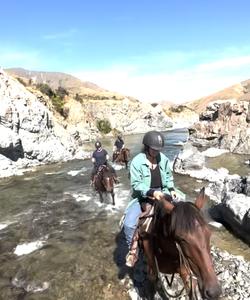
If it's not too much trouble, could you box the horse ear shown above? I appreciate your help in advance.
[194,187,207,209]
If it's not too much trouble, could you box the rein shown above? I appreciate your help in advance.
[155,242,199,299]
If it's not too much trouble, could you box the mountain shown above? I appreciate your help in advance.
[5,68,127,101]
[186,82,248,113]
[5,67,103,91]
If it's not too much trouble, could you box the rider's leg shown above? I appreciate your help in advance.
[109,164,119,183]
[90,166,97,185]
[123,200,141,266]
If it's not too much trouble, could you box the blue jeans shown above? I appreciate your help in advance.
[123,199,141,248]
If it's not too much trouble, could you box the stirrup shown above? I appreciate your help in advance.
[125,250,138,267]
[125,252,135,267]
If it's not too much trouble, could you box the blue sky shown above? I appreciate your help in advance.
[1,0,250,103]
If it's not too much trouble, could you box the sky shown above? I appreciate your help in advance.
[1,0,250,103]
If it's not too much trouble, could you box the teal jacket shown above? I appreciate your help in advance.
[130,152,174,201]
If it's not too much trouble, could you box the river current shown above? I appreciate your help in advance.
[0,129,249,300]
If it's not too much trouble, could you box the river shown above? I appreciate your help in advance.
[0,129,249,300]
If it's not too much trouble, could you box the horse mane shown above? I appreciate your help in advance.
[169,201,207,235]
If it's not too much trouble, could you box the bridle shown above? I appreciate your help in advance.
[155,241,200,299]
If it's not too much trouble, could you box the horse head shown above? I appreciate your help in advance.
[121,148,130,169]
[170,188,221,299]
[94,165,115,205]
[154,188,221,299]
[100,165,114,192]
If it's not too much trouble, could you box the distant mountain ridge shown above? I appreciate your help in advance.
[5,67,106,94]
[186,82,250,113]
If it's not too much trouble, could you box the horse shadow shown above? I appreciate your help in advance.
[113,228,158,300]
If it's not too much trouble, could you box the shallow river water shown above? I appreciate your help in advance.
[0,129,249,300]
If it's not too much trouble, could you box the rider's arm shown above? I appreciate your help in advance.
[91,152,96,164]
[160,153,177,199]
[130,154,151,198]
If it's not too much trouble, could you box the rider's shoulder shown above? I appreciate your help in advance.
[131,152,146,164]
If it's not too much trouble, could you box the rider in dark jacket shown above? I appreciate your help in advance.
[112,134,125,162]
[91,141,119,184]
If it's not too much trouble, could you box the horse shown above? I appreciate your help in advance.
[142,188,221,300]
[93,165,115,205]
[113,148,130,169]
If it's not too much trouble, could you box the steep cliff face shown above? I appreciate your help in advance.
[190,100,250,154]
[0,71,81,177]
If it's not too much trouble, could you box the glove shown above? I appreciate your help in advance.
[170,190,177,199]
[153,191,165,201]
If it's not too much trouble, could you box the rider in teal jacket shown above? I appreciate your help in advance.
[123,130,176,267]
[130,152,175,201]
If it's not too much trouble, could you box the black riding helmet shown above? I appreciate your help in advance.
[95,141,102,149]
[142,131,164,151]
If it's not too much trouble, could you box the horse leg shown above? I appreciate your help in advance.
[143,238,157,282]
[99,192,104,203]
[111,190,115,206]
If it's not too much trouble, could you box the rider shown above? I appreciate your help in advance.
[112,134,125,162]
[91,141,119,185]
[123,130,177,268]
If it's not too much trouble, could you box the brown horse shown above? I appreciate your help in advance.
[113,148,130,169]
[93,165,115,205]
[142,188,221,300]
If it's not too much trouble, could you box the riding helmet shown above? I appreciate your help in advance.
[142,131,164,150]
[95,141,102,149]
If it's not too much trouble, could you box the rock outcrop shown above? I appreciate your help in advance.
[189,100,250,154]
[0,71,83,177]
[174,142,250,244]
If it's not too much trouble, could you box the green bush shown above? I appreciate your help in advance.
[16,77,27,86]
[56,86,69,99]
[36,83,55,98]
[51,96,64,113]
[96,119,112,134]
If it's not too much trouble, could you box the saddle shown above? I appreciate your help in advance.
[126,196,174,268]
[126,202,156,267]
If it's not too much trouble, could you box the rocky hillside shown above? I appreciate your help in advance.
[187,83,245,113]
[0,69,173,178]
[5,68,129,101]
[162,103,199,128]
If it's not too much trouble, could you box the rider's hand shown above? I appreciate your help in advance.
[170,190,177,199]
[153,191,165,201]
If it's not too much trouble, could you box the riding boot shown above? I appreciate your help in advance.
[126,228,139,267]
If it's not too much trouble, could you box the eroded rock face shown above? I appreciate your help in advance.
[0,71,78,177]
[0,71,173,178]
[174,142,250,244]
[189,100,250,154]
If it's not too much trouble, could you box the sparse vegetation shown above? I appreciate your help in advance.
[16,77,27,86]
[36,83,55,98]
[36,83,69,116]
[96,119,112,134]
[75,93,83,103]
[170,105,186,113]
